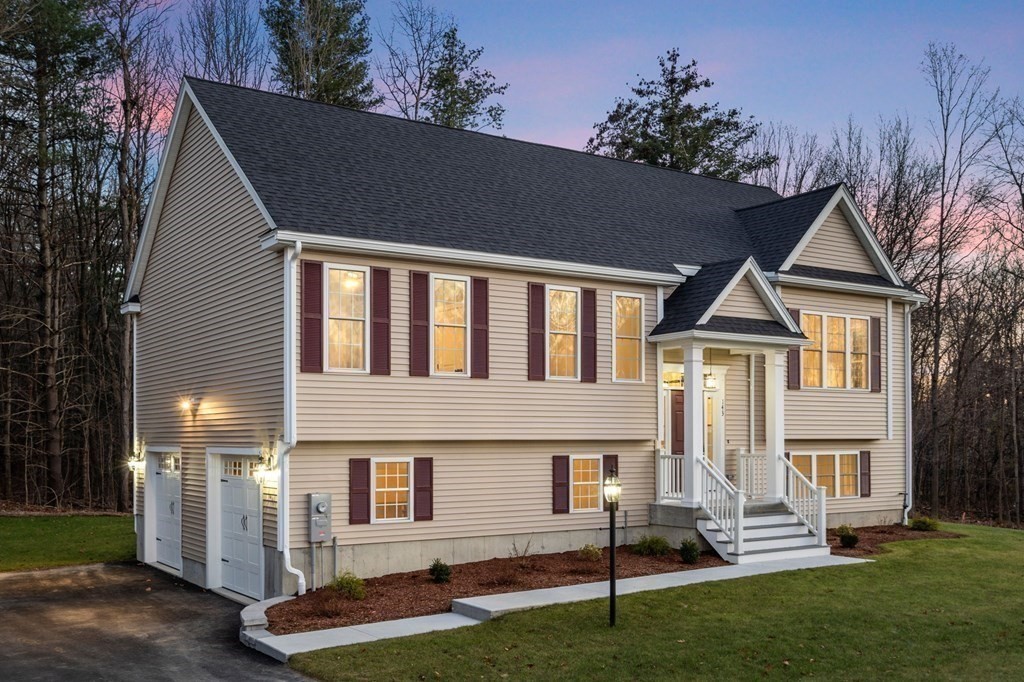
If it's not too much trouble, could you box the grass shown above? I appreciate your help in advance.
[0,515,136,572]
[292,524,1024,681]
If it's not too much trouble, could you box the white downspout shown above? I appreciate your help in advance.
[279,241,306,595]
[903,302,918,525]
[131,317,138,532]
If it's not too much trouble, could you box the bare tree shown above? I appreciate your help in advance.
[177,0,269,88]
[990,97,1024,243]
[743,122,824,196]
[376,0,451,120]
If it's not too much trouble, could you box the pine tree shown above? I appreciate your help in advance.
[586,49,774,180]
[262,0,380,109]
[420,25,508,130]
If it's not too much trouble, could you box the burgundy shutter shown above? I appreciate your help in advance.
[581,288,597,383]
[349,458,370,524]
[859,450,871,497]
[528,283,546,381]
[414,457,433,521]
[552,455,569,513]
[870,317,882,393]
[471,278,489,378]
[370,268,391,375]
[787,308,801,389]
[410,271,430,376]
[300,261,323,373]
[603,454,619,482]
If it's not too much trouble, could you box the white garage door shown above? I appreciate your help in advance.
[154,453,182,570]
[220,458,262,599]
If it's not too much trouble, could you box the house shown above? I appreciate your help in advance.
[121,78,926,602]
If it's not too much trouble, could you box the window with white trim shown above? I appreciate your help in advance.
[547,286,580,379]
[613,293,644,382]
[431,274,469,375]
[800,312,870,390]
[791,453,859,498]
[570,455,602,511]
[326,265,369,371]
[372,458,412,522]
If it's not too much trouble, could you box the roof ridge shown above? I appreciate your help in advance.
[734,183,843,212]
[183,76,780,194]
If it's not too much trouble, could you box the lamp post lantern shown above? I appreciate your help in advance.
[603,467,622,627]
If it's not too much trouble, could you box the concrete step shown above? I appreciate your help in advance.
[728,544,832,564]
[740,533,820,551]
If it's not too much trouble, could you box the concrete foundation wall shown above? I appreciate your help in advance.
[826,508,903,528]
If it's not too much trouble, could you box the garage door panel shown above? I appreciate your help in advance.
[219,459,262,600]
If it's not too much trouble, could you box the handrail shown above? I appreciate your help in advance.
[780,454,827,545]
[696,455,745,551]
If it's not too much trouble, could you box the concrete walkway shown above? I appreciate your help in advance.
[242,554,869,661]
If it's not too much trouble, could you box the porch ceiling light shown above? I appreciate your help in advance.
[703,372,719,391]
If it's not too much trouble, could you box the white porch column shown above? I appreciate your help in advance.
[682,342,705,505]
[765,349,787,500]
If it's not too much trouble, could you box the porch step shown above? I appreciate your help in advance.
[696,514,830,565]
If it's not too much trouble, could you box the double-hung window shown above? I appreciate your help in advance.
[613,293,644,382]
[431,274,469,375]
[800,312,870,390]
[570,455,602,511]
[372,458,412,522]
[325,264,369,372]
[547,286,580,379]
[791,453,859,498]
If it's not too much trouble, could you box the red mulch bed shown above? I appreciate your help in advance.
[267,546,726,635]
[828,523,962,557]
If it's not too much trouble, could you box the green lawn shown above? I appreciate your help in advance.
[292,524,1024,681]
[0,515,136,572]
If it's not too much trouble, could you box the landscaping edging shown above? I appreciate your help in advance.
[240,554,871,662]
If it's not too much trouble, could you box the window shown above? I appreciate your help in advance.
[800,312,871,390]
[547,286,580,379]
[326,265,369,371]
[571,455,602,511]
[613,294,644,381]
[431,275,469,375]
[372,459,411,522]
[790,453,859,498]
[801,314,823,388]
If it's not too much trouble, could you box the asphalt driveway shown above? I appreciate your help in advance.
[0,562,305,681]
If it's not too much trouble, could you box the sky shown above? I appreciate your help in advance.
[360,0,1024,149]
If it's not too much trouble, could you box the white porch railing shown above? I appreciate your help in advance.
[780,454,828,546]
[697,455,745,553]
[737,451,768,499]
[657,450,686,502]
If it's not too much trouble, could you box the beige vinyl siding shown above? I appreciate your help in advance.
[781,287,892,439]
[296,251,659,441]
[288,440,653,548]
[795,206,879,275]
[135,106,283,564]
[713,276,774,320]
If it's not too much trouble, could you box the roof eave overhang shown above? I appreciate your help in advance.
[262,230,686,286]
[647,329,812,348]
[766,272,929,304]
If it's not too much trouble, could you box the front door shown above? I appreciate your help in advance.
[220,458,262,599]
[671,390,684,455]
[154,453,182,570]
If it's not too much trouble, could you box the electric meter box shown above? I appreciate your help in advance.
[308,492,332,544]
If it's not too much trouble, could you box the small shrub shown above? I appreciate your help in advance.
[577,543,603,562]
[679,539,701,564]
[327,571,366,600]
[910,516,940,532]
[632,534,671,557]
[835,523,859,548]
[508,536,536,569]
[428,558,452,584]
[835,523,855,536]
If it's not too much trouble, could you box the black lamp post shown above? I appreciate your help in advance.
[603,467,622,627]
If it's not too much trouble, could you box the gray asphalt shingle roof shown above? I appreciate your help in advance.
[736,184,842,272]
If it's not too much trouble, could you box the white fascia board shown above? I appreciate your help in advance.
[123,79,278,304]
[779,185,903,286]
[768,272,928,304]
[648,328,812,348]
[263,230,685,286]
[696,257,800,333]
[119,302,141,315]
[674,264,701,277]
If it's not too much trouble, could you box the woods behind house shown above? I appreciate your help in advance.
[1,2,1021,524]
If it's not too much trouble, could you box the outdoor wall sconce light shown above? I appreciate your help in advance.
[179,396,199,417]
[603,467,622,627]
[254,447,277,484]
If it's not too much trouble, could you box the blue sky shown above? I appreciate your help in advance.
[362,0,1024,148]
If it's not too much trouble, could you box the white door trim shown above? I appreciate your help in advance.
[205,446,264,599]
[143,445,182,576]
